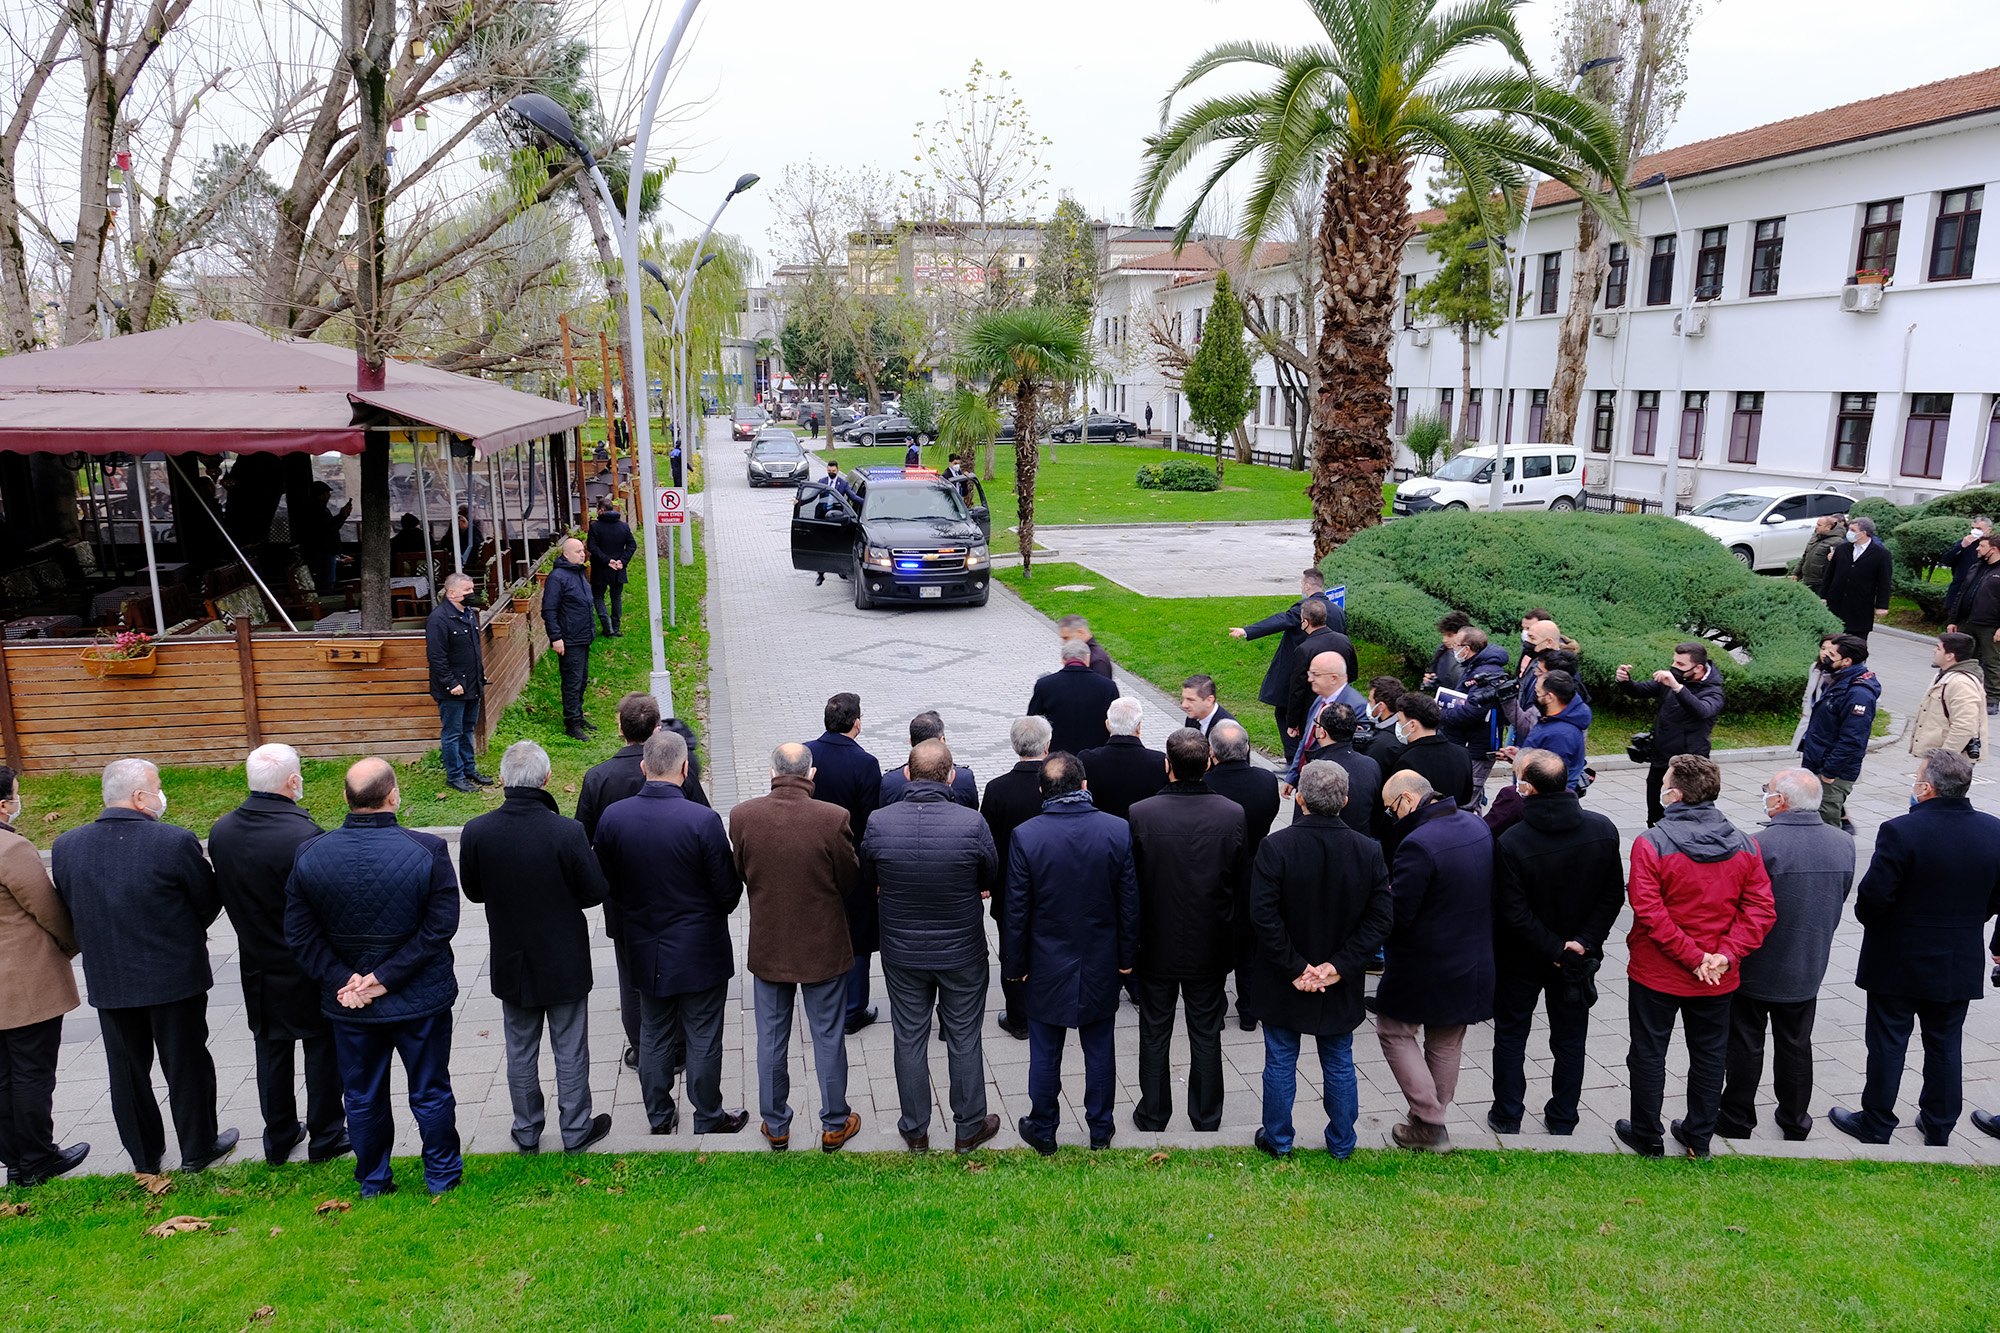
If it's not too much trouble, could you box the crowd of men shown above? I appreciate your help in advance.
[5,581,2000,1190]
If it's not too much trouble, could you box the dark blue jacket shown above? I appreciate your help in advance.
[1000,794,1140,1028]
[1798,662,1879,781]
[284,813,460,1024]
[424,598,484,702]
[1943,539,1991,623]
[1025,662,1122,758]
[1375,799,1496,1027]
[592,782,741,997]
[1523,697,1593,791]
[1438,643,1513,751]
[541,556,596,646]
[586,514,637,590]
[809,730,885,953]
[879,763,977,809]
[1854,796,2000,1002]
[52,808,220,1010]
[1241,595,1336,707]
[863,783,1000,972]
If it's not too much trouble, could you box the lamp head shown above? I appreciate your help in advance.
[696,252,718,272]
[1576,56,1624,75]
[729,172,761,198]
[1638,172,1668,189]
[640,258,671,293]
[506,93,593,167]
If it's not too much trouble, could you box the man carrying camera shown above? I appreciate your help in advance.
[1618,643,1726,828]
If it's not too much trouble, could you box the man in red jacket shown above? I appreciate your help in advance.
[1618,754,1775,1159]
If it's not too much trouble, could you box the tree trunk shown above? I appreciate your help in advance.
[1013,381,1040,577]
[0,21,68,354]
[348,0,396,633]
[1308,153,1412,560]
[1232,422,1251,466]
[573,182,640,518]
[1545,203,1606,450]
[260,67,353,330]
[1456,324,1474,447]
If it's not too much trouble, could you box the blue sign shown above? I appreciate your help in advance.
[1328,584,1347,610]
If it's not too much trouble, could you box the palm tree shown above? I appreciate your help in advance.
[953,307,1094,577]
[938,385,1000,477]
[1135,0,1628,557]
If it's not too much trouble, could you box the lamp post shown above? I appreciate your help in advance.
[1638,170,1689,514]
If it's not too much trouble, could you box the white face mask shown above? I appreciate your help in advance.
[1394,721,1412,745]
[1,791,18,822]
[1761,791,1783,815]
[149,789,168,818]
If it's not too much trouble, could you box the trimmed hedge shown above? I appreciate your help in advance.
[1864,486,2000,615]
[1135,458,1221,492]
[1319,512,1840,712]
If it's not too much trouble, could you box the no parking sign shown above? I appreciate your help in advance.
[654,486,687,525]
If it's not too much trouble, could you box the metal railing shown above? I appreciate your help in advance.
[1581,491,1691,516]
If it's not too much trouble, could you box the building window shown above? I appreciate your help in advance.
[1604,243,1628,308]
[1402,274,1416,328]
[1984,399,2000,484]
[1646,236,1676,305]
[1537,252,1561,314]
[1857,199,1902,279]
[1439,387,1454,428]
[1930,188,1982,281]
[1679,390,1707,459]
[1748,219,1784,295]
[1901,392,1954,479]
[1694,227,1727,301]
[1466,388,1483,441]
[1395,386,1408,433]
[1592,390,1616,453]
[1526,389,1548,444]
[1632,391,1659,456]
[1834,393,1876,472]
[1728,391,1764,463]
[1287,299,1299,336]
[1193,308,1204,343]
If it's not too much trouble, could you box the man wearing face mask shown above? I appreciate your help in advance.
[1437,627,1515,809]
[1619,643,1727,827]
[52,759,238,1175]
[1384,694,1475,822]
[1940,516,1994,630]
[1959,534,2000,709]
[1356,678,1409,772]
[1820,515,1894,639]
[1797,634,1880,831]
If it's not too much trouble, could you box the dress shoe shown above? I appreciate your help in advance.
[308,1131,353,1164]
[1972,1109,2000,1141]
[1670,1119,1711,1160]
[468,771,495,786]
[567,1114,613,1153]
[516,1140,539,1155]
[1252,1128,1288,1160]
[565,725,591,742]
[1713,1120,1753,1141]
[1090,1128,1114,1151]
[843,1006,878,1036]
[709,1109,752,1135]
[447,777,480,793]
[622,1044,639,1069]
[996,1012,1029,1041]
[265,1120,305,1165]
[1614,1119,1665,1157]
[1016,1119,1058,1157]
[1485,1110,1521,1136]
[1391,1119,1451,1153]
[361,1180,399,1199]
[581,718,599,732]
[821,1112,862,1153]
[1237,1012,1258,1033]
[901,1129,928,1154]
[1922,1126,1952,1147]
[19,1142,90,1187]
[954,1114,1000,1155]
[183,1128,240,1174]
[1542,1119,1575,1137]
[649,1109,681,1135]
[1828,1106,1891,1145]
[761,1123,790,1152]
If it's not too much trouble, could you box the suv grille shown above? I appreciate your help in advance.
[892,547,966,572]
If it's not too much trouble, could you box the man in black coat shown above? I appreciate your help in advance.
[1057,614,1115,679]
[806,691,885,1033]
[1356,677,1409,772]
[1820,516,1895,638]
[1830,749,2000,1147]
[1386,693,1475,813]
[1487,750,1626,1136]
[586,502,637,637]
[592,730,749,1137]
[1204,720,1283,1030]
[52,759,238,1175]
[1939,516,1993,629]
[1245,760,1394,1159]
[1284,599,1360,742]
[1296,703,1383,839]
[462,741,613,1154]
[1077,697,1168,819]
[424,570,490,793]
[207,745,347,1166]
[980,717,1051,1039]
[543,536,598,740]
[1128,728,1247,1131]
[1179,673,1237,739]
[1026,639,1122,757]
[1619,643,1728,826]
[1960,534,2000,701]
[878,710,977,808]
[1228,569,1335,760]
[576,691,706,1067]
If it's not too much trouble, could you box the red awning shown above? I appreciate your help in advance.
[0,319,587,458]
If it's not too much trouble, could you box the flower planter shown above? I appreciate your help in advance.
[314,639,385,665]
[1855,272,1889,287]
[491,612,519,640]
[511,594,533,614]
[80,644,157,677]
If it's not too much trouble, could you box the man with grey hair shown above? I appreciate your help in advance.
[461,740,612,1154]
[1057,613,1113,679]
[981,717,1055,1039]
[1027,638,1121,758]
[1204,718,1283,1032]
[1716,769,1853,1142]
[1079,697,1167,820]
[209,745,348,1165]
[544,535,599,740]
[424,570,490,792]
[53,759,237,1174]
[1821,513,1894,639]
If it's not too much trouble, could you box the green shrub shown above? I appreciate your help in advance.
[1135,457,1221,492]
[1318,512,1840,712]
[1885,515,1968,576]
[1402,411,1450,475]
[1909,484,2000,521]
[1847,496,1906,527]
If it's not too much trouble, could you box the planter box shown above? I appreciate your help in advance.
[79,645,157,677]
[314,639,385,664]
[491,612,519,640]
[510,595,533,614]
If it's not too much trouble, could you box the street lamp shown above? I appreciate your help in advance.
[666,180,756,565]
[1637,170,1690,514]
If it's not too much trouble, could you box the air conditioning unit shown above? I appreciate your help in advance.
[1673,308,1709,337]
[1675,469,1697,497]
[1590,313,1622,339]
[1840,283,1885,313]
[1583,460,1608,487]
[1409,326,1432,347]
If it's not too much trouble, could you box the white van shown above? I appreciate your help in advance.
[1391,445,1585,515]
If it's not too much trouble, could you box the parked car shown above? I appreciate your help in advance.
[731,405,770,441]
[1678,485,1856,571]
[832,413,886,442]
[1051,412,1141,443]
[797,403,856,432]
[746,431,811,487]
[791,466,992,609]
[848,415,931,448]
[1390,446,1586,515]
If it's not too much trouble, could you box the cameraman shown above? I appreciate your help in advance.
[1618,642,1726,827]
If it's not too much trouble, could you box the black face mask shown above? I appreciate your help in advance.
[1819,654,1838,671]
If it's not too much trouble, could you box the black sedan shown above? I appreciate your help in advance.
[1051,412,1141,443]
[846,415,932,447]
[746,432,810,487]
[832,413,887,442]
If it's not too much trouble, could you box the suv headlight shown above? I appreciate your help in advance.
[965,545,989,567]
[864,545,893,570]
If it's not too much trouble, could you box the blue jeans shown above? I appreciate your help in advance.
[1022,1017,1116,1144]
[331,1012,462,1196]
[437,694,478,781]
[1261,1026,1357,1157]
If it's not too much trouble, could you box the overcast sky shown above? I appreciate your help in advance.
[608,0,1998,279]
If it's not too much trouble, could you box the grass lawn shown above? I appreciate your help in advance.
[1,1149,1994,1331]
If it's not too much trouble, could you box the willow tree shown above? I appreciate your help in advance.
[1135,0,1629,557]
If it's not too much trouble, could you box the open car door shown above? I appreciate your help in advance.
[963,475,991,540]
[791,482,856,575]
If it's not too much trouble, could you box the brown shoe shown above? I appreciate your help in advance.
[760,1122,789,1152]
[821,1111,862,1153]
[954,1113,1001,1155]
[1391,1119,1452,1153]
[901,1129,930,1154]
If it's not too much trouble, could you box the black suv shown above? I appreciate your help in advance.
[791,467,992,609]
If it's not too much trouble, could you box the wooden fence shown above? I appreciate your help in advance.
[0,601,545,773]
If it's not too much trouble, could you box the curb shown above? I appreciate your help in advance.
[1873,623,1940,646]
[1033,519,1309,533]
[1584,713,1908,770]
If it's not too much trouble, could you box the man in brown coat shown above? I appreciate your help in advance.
[0,767,91,1186]
[728,743,862,1153]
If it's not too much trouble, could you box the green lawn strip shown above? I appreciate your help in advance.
[1,1150,1993,1331]
[17,519,708,847]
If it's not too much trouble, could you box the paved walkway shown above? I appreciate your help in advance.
[1042,520,1314,598]
[39,431,2000,1173]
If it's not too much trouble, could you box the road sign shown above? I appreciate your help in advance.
[1328,584,1347,610]
[654,486,687,526]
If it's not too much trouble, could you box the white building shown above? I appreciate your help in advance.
[1094,65,2000,505]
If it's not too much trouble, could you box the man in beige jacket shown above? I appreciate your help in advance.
[0,767,90,1186]
[1910,633,1988,762]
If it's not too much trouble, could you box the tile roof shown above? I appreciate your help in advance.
[1112,240,1295,272]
